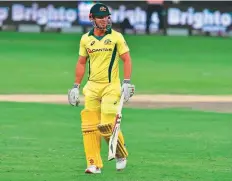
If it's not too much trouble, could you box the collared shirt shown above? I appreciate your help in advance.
[79,28,129,83]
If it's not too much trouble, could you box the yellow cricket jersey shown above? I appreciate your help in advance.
[79,28,129,83]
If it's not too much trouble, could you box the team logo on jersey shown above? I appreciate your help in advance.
[104,39,112,45]
[90,41,95,46]
[87,48,112,53]
[87,48,93,53]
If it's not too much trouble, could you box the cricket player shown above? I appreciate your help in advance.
[68,3,135,174]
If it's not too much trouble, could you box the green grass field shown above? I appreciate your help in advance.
[0,32,232,94]
[1,32,232,181]
[1,102,232,181]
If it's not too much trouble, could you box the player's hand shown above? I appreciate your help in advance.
[122,79,135,103]
[68,84,80,106]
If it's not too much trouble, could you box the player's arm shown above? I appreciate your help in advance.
[117,33,132,81]
[120,52,132,80]
[69,56,87,107]
[117,33,135,102]
[120,52,135,102]
[75,35,88,86]
[68,36,88,106]
[75,56,88,85]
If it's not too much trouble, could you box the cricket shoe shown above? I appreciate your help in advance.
[116,158,127,171]
[85,165,101,174]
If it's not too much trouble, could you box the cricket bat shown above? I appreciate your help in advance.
[108,91,125,161]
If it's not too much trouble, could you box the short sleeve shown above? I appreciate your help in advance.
[79,36,88,57]
[117,33,129,56]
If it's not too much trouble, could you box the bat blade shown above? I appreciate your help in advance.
[108,91,124,161]
[108,115,122,161]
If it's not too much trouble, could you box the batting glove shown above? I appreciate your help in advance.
[68,84,80,106]
[122,79,135,103]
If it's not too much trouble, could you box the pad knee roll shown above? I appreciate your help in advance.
[81,110,100,132]
[98,123,128,158]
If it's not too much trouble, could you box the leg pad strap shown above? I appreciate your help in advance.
[98,123,128,158]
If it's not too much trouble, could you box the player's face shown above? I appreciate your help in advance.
[94,16,109,30]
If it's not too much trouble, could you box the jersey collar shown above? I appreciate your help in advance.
[88,28,112,36]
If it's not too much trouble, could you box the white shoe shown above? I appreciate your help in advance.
[85,165,101,174]
[116,158,127,171]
